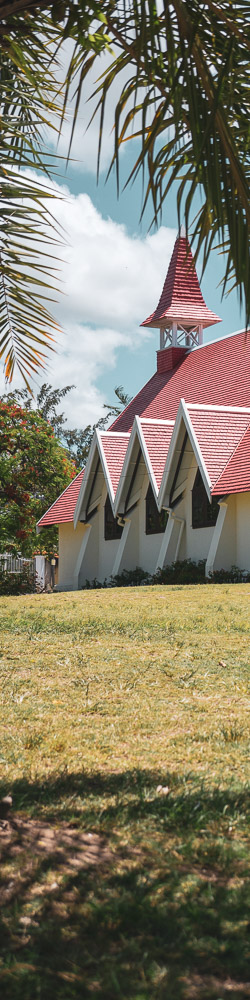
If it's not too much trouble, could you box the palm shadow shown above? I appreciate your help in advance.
[0,768,249,1000]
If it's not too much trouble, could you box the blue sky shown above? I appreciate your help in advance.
[4,44,244,430]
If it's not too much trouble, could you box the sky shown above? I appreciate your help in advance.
[2,43,244,432]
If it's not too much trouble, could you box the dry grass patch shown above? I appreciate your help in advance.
[0,585,249,999]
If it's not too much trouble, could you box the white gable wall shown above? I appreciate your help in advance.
[161,461,215,568]
[236,492,250,571]
[138,472,166,572]
[185,463,215,561]
[78,511,100,587]
[98,482,123,583]
[208,492,250,575]
[58,522,86,590]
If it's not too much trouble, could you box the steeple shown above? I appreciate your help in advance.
[141,232,221,354]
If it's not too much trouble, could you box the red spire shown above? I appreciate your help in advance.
[141,233,221,330]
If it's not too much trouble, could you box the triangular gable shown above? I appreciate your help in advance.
[212,424,250,495]
[187,405,250,489]
[114,416,174,516]
[37,469,84,531]
[159,401,250,509]
[74,429,130,527]
[140,418,175,491]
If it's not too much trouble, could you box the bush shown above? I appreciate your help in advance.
[154,559,206,585]
[0,564,35,595]
[209,565,250,583]
[82,560,250,589]
[83,560,206,589]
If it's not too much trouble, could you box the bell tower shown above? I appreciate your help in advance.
[141,228,221,370]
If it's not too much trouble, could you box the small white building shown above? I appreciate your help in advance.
[37,233,250,588]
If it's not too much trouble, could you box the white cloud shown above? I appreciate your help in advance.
[4,172,176,428]
[53,187,175,330]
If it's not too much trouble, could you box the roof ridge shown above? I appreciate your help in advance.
[186,402,250,414]
[139,416,175,425]
[99,429,130,437]
[190,327,250,353]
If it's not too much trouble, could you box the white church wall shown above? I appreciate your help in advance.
[58,522,86,590]
[160,512,186,567]
[114,505,140,575]
[78,513,100,586]
[98,484,122,583]
[162,464,214,565]
[184,465,214,561]
[236,492,250,571]
[138,474,165,573]
[208,496,236,574]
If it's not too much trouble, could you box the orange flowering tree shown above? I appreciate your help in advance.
[0,400,77,556]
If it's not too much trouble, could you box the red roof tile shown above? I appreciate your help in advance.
[212,424,250,495]
[110,331,250,433]
[140,419,174,489]
[99,432,130,495]
[37,469,84,528]
[141,235,221,330]
[187,405,250,488]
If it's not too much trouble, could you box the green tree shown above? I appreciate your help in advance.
[0,398,76,556]
[6,383,132,467]
[0,2,249,383]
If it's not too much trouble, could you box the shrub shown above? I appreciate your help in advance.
[0,564,35,595]
[110,567,151,587]
[154,559,206,585]
[82,559,250,589]
[209,565,250,583]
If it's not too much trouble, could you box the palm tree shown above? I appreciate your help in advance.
[0,1,249,383]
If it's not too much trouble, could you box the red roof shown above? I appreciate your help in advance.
[110,331,250,433]
[141,234,221,330]
[99,432,130,495]
[37,469,84,528]
[212,424,250,495]
[140,419,174,489]
[186,405,250,488]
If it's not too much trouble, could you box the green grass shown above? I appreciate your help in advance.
[0,585,249,999]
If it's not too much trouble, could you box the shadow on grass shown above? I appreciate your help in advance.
[0,769,249,1000]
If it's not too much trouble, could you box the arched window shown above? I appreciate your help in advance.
[192,469,219,529]
[104,495,123,541]
[146,484,168,535]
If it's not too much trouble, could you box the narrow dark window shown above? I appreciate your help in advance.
[192,469,219,529]
[145,484,168,535]
[104,495,123,541]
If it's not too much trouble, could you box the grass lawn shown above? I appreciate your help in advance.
[0,584,249,1000]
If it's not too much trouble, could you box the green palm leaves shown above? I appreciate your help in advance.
[0,14,62,385]
[61,0,250,319]
[0,1,249,383]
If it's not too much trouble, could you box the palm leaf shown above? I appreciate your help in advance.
[59,0,250,323]
[0,11,63,385]
[0,0,249,386]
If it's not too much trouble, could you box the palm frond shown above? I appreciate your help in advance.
[0,0,249,384]
[58,0,250,323]
[0,11,63,384]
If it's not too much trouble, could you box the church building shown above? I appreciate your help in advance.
[37,232,250,589]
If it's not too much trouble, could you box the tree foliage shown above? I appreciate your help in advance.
[0,383,131,556]
[8,383,132,466]
[0,1,249,382]
[0,398,76,556]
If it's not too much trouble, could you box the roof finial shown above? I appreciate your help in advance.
[179,223,186,238]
